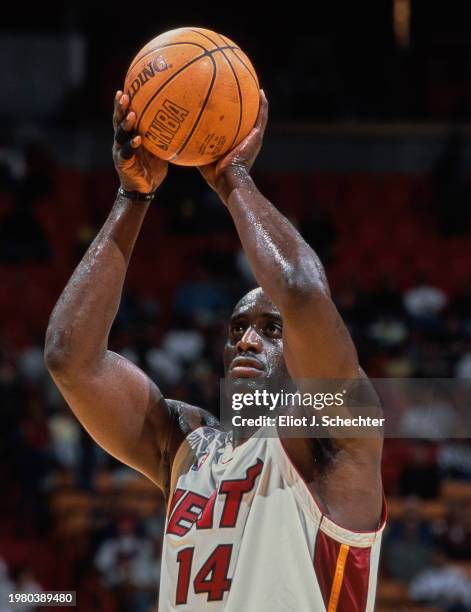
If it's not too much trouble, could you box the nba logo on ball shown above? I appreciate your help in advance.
[146,100,190,152]
[124,27,260,166]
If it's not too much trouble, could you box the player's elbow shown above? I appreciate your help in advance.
[44,327,75,377]
[278,268,328,310]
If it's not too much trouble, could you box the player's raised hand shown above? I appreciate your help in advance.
[112,91,168,194]
[197,90,269,196]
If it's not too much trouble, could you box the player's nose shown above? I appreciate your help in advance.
[237,326,263,353]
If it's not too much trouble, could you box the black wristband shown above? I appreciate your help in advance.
[117,186,156,203]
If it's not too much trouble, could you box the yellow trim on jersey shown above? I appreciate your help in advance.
[327,543,350,612]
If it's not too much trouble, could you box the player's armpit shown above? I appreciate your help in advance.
[169,401,220,435]
[49,349,184,494]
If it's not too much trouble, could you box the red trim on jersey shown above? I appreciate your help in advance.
[336,545,371,612]
[314,531,371,612]
[168,487,186,519]
[278,436,388,534]
[314,530,341,609]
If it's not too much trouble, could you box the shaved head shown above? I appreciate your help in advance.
[231,287,280,320]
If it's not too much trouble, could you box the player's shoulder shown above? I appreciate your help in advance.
[166,399,220,436]
[165,400,224,473]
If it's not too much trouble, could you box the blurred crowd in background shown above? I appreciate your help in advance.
[2,1,471,611]
[0,143,471,611]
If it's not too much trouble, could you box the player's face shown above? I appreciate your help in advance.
[223,288,288,382]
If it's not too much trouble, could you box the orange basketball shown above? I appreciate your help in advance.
[123,27,260,166]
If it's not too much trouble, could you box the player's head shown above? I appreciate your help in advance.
[223,287,289,386]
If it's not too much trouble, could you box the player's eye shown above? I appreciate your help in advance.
[264,322,282,337]
[230,324,245,338]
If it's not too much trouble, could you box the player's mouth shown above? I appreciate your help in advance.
[229,356,264,378]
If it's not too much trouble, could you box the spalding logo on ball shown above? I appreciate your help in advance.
[124,27,260,166]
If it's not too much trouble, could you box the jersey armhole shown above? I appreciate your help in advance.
[275,435,387,547]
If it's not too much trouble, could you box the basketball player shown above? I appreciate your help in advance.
[45,89,385,611]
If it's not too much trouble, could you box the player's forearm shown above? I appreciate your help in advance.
[222,168,330,307]
[45,193,149,374]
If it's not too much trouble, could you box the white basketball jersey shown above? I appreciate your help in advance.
[158,426,386,611]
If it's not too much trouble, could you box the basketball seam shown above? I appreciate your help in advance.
[223,54,243,151]
[216,33,230,46]
[135,45,240,135]
[229,49,259,87]
[127,41,208,79]
[191,29,243,152]
[219,35,259,88]
[186,28,221,50]
[129,40,240,79]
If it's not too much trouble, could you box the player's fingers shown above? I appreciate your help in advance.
[197,161,216,174]
[113,89,122,116]
[123,111,136,131]
[120,135,141,160]
[255,90,269,134]
[113,93,130,129]
[115,112,137,145]
[112,90,122,129]
[115,126,130,146]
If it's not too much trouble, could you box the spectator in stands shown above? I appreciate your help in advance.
[10,565,43,611]
[48,412,81,469]
[384,499,434,582]
[409,549,471,609]
[76,567,117,612]
[94,515,158,612]
[367,316,408,350]
[404,273,448,325]
[438,441,471,481]
[399,388,461,438]
[18,343,48,387]
[161,317,205,366]
[435,500,471,560]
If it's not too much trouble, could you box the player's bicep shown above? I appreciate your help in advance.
[282,293,359,379]
[50,350,181,489]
